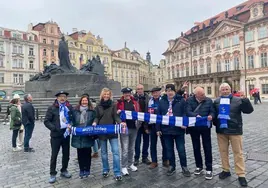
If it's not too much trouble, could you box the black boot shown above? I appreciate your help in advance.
[238,177,248,187]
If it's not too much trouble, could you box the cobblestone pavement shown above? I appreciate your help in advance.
[0,103,268,188]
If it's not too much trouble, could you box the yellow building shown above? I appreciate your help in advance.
[65,29,112,78]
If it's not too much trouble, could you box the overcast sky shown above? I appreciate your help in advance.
[0,0,246,63]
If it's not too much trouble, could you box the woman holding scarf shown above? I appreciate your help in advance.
[71,94,96,179]
[93,88,123,181]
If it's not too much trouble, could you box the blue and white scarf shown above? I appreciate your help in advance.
[59,102,70,129]
[218,95,231,128]
[148,97,161,114]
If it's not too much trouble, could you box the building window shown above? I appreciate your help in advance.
[248,55,254,69]
[262,84,268,94]
[261,52,268,67]
[200,44,203,55]
[13,45,18,53]
[51,50,54,57]
[172,69,175,78]
[19,74,23,84]
[223,37,230,48]
[29,36,32,41]
[29,60,34,69]
[193,65,197,75]
[180,53,184,59]
[217,61,221,72]
[206,43,210,53]
[258,27,268,39]
[176,69,180,78]
[0,56,3,67]
[245,31,254,42]
[216,40,221,50]
[193,47,197,56]
[181,69,184,77]
[225,59,230,71]
[43,49,47,56]
[199,64,204,74]
[18,46,23,54]
[0,43,4,52]
[207,87,212,95]
[18,59,23,68]
[207,62,211,73]
[234,57,239,70]
[0,73,4,83]
[43,60,47,68]
[232,35,239,46]
[51,40,54,45]
[51,27,54,34]
[29,47,34,56]
[186,66,189,76]
[80,44,83,49]
[12,59,18,68]
[13,74,18,83]
[43,39,46,44]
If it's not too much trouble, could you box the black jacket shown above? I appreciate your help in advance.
[22,102,35,125]
[156,94,186,135]
[186,96,215,129]
[44,100,73,137]
[213,96,254,135]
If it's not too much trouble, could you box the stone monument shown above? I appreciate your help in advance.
[25,35,121,98]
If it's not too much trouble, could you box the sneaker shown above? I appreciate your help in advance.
[194,168,203,175]
[149,162,158,169]
[12,146,22,152]
[49,175,56,184]
[103,171,110,178]
[79,171,84,179]
[238,177,248,187]
[219,171,231,179]
[24,148,35,152]
[167,166,176,176]
[60,171,72,178]
[84,171,90,178]
[205,171,213,180]
[134,159,139,166]
[121,167,129,176]
[129,164,138,172]
[115,175,122,181]
[182,167,191,177]
[163,160,169,168]
[142,158,151,165]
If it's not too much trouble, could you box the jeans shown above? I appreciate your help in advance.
[190,128,212,171]
[77,148,91,171]
[164,134,187,169]
[12,129,19,148]
[24,123,35,148]
[100,138,121,176]
[134,125,150,160]
[50,136,70,175]
[120,128,137,168]
[93,139,99,153]
[150,125,167,163]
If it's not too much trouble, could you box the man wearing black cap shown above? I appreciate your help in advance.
[156,84,191,177]
[146,87,168,169]
[44,91,73,184]
[117,87,139,176]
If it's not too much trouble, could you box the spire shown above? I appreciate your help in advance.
[124,41,127,48]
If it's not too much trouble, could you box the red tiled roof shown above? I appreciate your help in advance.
[69,31,86,40]
[32,23,45,31]
[2,28,38,42]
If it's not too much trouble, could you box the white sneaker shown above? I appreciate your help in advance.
[12,147,22,152]
[129,164,138,172]
[121,168,129,176]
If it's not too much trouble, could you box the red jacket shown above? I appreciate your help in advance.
[117,96,139,112]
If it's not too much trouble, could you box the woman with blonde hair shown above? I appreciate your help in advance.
[93,88,123,181]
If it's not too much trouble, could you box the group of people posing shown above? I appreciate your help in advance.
[43,82,253,187]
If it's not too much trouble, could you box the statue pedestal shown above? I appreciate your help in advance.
[25,73,121,98]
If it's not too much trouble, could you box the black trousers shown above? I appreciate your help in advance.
[190,128,212,171]
[50,136,70,175]
[77,148,92,171]
[12,129,19,148]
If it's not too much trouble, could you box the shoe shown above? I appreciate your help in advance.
[163,160,169,168]
[115,175,122,181]
[92,152,99,158]
[238,177,248,187]
[194,167,203,175]
[129,164,138,172]
[134,159,139,166]
[84,171,90,178]
[17,143,23,147]
[49,175,56,184]
[182,167,191,177]
[219,171,231,179]
[142,158,151,165]
[102,171,110,178]
[122,168,129,176]
[60,171,72,178]
[149,162,158,169]
[79,171,84,179]
[24,148,35,152]
[205,171,213,180]
[12,146,22,152]
[167,166,176,176]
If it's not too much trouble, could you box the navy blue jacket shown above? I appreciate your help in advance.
[156,94,186,135]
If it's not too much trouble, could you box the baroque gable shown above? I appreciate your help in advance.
[171,37,190,52]
[209,20,244,39]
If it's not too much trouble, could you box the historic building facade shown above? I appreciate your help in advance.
[28,21,61,71]
[163,0,268,98]
[66,29,112,79]
[151,59,167,88]
[0,27,39,99]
